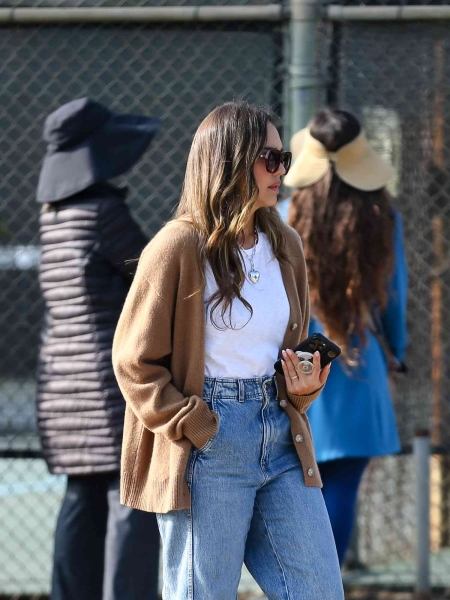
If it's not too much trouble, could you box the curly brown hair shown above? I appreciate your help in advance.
[288,109,395,361]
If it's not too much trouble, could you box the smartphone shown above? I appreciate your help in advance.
[274,332,341,375]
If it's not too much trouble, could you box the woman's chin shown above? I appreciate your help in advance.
[255,195,279,210]
[266,195,279,208]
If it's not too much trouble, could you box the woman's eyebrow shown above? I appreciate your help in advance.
[263,146,283,151]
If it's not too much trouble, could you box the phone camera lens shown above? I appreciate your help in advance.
[327,351,336,358]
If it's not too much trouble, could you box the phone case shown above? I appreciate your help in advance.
[274,332,341,374]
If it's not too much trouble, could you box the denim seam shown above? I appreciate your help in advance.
[254,498,291,600]
[259,381,270,483]
[205,376,265,383]
[209,395,262,400]
[187,451,198,600]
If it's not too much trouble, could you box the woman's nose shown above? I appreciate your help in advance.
[276,162,286,176]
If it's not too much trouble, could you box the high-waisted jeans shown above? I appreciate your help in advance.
[157,376,343,600]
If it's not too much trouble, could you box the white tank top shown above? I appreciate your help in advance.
[204,232,290,378]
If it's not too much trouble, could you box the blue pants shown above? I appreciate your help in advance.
[319,458,370,566]
[157,376,343,600]
[51,472,160,600]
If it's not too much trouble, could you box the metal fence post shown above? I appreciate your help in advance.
[288,0,322,137]
[414,430,431,600]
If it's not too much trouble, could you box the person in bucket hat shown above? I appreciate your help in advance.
[279,108,408,566]
[37,97,160,203]
[36,98,161,600]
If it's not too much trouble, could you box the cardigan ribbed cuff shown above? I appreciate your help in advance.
[183,400,219,450]
[288,384,324,414]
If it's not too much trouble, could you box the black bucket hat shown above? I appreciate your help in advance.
[37,97,161,203]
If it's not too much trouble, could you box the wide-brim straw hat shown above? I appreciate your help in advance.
[37,97,161,203]
[284,127,395,192]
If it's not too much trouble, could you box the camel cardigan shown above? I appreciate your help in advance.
[112,219,323,514]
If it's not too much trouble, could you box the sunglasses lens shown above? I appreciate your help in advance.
[266,150,280,173]
[264,150,292,174]
[282,152,292,174]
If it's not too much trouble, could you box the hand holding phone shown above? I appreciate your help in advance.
[274,333,341,375]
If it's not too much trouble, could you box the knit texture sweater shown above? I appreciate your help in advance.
[112,219,323,514]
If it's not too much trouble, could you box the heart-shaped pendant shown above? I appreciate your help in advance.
[249,270,260,284]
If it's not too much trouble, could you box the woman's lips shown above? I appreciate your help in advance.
[268,183,280,191]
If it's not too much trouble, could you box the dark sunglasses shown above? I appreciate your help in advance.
[259,149,292,174]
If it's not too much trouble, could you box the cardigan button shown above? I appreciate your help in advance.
[307,468,314,477]
[280,399,287,408]
[295,434,304,443]
[291,323,298,331]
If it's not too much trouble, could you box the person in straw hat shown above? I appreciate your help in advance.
[280,108,408,566]
[36,97,161,600]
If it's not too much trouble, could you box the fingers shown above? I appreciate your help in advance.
[281,350,299,376]
[309,351,322,387]
[281,347,332,397]
[312,351,321,371]
[281,358,294,393]
[319,362,331,385]
[282,349,298,379]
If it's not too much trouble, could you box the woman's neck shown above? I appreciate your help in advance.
[240,214,257,250]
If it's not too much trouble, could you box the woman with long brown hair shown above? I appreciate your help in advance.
[112,102,344,599]
[281,108,408,566]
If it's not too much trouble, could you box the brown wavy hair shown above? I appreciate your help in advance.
[176,101,289,328]
[288,109,395,361]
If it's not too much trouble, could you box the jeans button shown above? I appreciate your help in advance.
[295,434,303,443]
[280,399,287,408]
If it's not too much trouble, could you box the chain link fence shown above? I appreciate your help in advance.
[4,1,450,598]
[0,17,283,596]
[321,10,450,596]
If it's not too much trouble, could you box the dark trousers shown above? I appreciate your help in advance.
[320,457,370,566]
[51,472,160,600]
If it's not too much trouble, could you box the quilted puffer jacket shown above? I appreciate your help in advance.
[36,182,148,474]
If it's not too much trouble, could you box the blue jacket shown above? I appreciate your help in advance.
[278,199,408,461]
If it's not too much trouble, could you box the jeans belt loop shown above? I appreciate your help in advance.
[238,379,245,403]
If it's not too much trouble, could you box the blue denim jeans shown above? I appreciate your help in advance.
[157,376,343,600]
